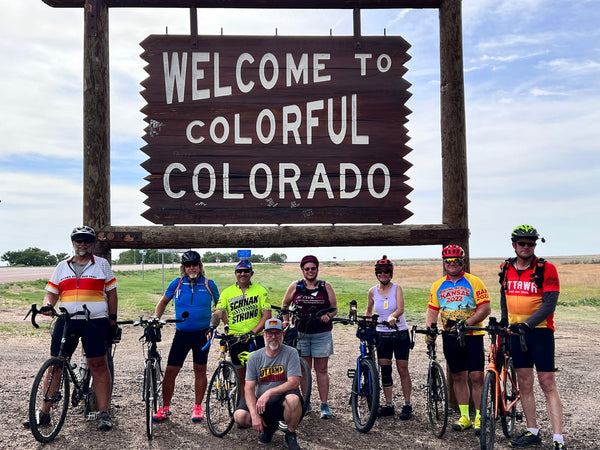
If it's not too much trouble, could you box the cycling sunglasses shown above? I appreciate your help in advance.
[517,241,536,248]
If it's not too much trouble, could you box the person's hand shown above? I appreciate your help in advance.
[110,324,122,343]
[509,322,529,335]
[282,320,290,330]
[206,326,216,340]
[387,315,397,326]
[40,305,54,317]
[498,317,509,329]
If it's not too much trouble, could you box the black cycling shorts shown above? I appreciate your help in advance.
[166,329,210,366]
[442,334,485,374]
[50,317,109,359]
[376,330,411,361]
[510,327,555,372]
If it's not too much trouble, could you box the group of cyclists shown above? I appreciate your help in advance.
[31,223,566,450]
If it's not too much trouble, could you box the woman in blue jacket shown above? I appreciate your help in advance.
[152,250,219,422]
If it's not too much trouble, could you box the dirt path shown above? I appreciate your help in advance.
[3,317,596,449]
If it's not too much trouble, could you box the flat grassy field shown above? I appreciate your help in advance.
[1,258,598,332]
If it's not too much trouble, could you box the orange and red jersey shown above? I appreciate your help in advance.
[502,257,560,330]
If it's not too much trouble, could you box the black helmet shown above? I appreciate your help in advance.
[71,226,96,243]
[511,224,540,242]
[181,250,201,265]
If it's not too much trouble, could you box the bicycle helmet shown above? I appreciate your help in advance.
[442,245,465,259]
[374,255,394,275]
[71,226,96,242]
[511,224,540,242]
[300,255,319,268]
[181,250,201,265]
[237,351,251,367]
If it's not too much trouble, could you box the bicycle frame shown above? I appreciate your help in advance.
[486,331,520,421]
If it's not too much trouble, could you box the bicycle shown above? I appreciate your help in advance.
[457,317,525,450]
[25,304,116,443]
[118,314,186,440]
[329,307,384,434]
[202,325,252,438]
[410,323,450,438]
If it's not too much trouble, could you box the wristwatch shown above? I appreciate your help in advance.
[108,313,117,321]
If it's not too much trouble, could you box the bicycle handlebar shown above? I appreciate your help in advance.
[24,303,90,329]
[455,317,527,352]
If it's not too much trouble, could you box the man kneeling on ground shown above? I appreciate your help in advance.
[234,318,302,450]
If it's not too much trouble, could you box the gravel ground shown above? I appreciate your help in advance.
[2,314,596,449]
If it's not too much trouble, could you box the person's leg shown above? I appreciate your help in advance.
[469,370,484,410]
[538,371,563,434]
[162,365,181,407]
[87,355,112,412]
[396,359,412,403]
[517,367,537,428]
[313,357,330,404]
[282,393,302,432]
[379,358,393,403]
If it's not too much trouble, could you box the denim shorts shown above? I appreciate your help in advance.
[297,331,334,358]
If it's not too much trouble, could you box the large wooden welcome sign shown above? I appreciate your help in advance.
[141,35,414,225]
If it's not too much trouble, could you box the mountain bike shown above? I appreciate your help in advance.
[457,317,525,450]
[330,311,382,433]
[118,314,186,440]
[410,323,449,438]
[25,304,116,443]
[202,326,250,438]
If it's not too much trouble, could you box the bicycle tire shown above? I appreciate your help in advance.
[427,360,448,438]
[480,371,497,450]
[350,358,380,433]
[500,357,517,438]
[145,363,159,440]
[83,369,98,418]
[299,357,312,421]
[206,361,240,437]
[29,358,70,443]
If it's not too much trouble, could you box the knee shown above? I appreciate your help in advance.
[538,373,557,394]
[284,394,301,409]
[380,365,393,387]
[233,409,249,425]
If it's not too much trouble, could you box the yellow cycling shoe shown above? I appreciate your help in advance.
[452,415,472,432]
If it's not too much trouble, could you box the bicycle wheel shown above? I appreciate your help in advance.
[145,362,160,440]
[350,358,380,433]
[299,357,312,421]
[83,370,98,418]
[480,371,496,450]
[206,361,240,437]
[501,357,517,438]
[29,358,70,443]
[427,360,448,438]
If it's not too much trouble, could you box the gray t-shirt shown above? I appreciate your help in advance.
[246,344,302,398]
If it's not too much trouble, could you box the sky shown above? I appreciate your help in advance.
[1,1,599,264]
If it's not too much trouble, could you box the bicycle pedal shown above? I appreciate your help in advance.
[516,411,523,422]
[347,369,356,379]
[418,384,427,390]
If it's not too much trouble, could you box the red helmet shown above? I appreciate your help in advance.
[442,245,465,259]
[300,255,319,268]
[374,256,394,274]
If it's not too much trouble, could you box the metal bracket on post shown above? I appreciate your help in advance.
[85,0,100,37]
[353,8,361,49]
[190,7,198,48]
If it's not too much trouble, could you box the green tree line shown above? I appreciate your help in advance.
[1,248,287,266]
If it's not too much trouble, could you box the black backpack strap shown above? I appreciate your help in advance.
[533,258,546,289]
[498,257,515,289]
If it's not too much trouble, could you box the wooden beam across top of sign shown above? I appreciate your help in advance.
[41,0,442,9]
[97,224,469,249]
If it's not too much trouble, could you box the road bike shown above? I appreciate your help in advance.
[25,304,116,443]
[410,323,449,438]
[118,314,186,440]
[457,317,524,450]
[203,326,250,437]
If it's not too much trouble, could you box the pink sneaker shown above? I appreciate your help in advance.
[152,406,171,422]
[191,404,203,422]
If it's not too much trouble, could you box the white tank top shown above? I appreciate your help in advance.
[372,283,408,332]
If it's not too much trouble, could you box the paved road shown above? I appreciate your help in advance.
[0,265,165,283]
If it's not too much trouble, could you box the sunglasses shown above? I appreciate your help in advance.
[236,269,251,274]
[73,239,94,244]
[303,266,318,272]
[375,269,392,275]
[443,258,463,264]
[183,262,199,267]
[517,241,536,248]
